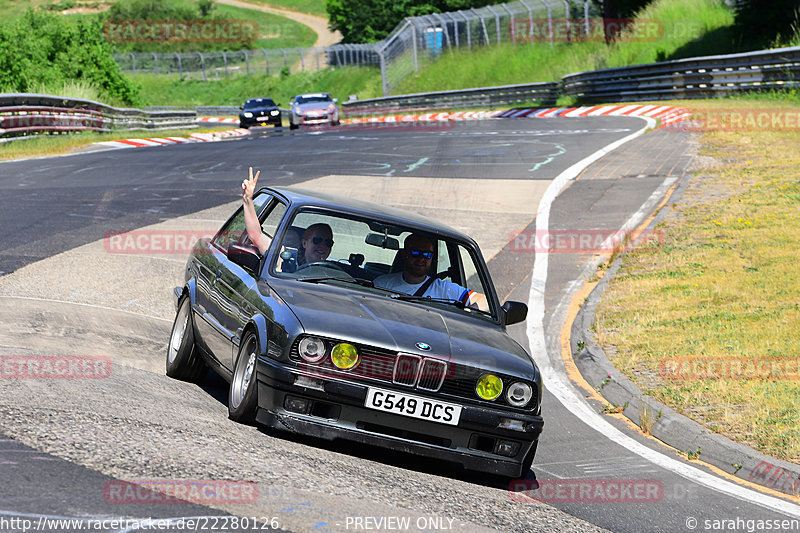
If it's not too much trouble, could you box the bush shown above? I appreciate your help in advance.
[0,10,140,105]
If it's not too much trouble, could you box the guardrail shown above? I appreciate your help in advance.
[343,46,800,113]
[0,93,197,141]
[342,81,559,115]
[562,46,800,102]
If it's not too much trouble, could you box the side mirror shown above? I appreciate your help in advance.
[228,242,261,273]
[502,301,527,326]
[333,98,339,103]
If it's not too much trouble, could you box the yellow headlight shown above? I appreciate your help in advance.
[331,343,359,370]
[476,374,503,400]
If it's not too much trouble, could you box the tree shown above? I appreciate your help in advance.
[733,0,799,44]
[326,0,502,43]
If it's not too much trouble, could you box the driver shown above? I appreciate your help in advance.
[297,223,334,265]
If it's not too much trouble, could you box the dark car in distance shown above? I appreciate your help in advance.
[239,98,281,128]
[166,187,544,477]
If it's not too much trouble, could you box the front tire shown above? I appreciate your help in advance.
[166,296,205,382]
[228,331,259,424]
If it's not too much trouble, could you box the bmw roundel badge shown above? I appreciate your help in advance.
[415,342,431,351]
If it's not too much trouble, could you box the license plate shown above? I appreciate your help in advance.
[364,387,461,426]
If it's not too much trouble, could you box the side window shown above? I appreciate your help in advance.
[458,244,482,293]
[213,193,270,251]
[260,201,287,245]
[436,239,452,280]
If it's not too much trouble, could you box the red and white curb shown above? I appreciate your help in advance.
[95,128,250,149]
[496,105,692,128]
[198,116,239,124]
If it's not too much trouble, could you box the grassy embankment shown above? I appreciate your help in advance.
[593,95,800,463]
[130,0,736,107]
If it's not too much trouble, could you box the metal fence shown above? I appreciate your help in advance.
[0,93,196,141]
[562,46,800,102]
[113,0,599,94]
[340,46,800,112]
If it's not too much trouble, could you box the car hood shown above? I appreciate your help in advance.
[268,279,536,377]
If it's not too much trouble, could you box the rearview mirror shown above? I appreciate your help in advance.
[365,233,399,250]
[502,301,527,326]
[228,242,261,273]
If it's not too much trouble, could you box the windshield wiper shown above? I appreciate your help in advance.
[297,276,374,287]
[389,294,466,308]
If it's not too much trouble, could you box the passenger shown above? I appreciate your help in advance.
[373,234,484,308]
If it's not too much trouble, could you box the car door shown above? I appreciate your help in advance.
[194,194,286,372]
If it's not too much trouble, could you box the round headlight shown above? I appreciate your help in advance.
[243,112,253,118]
[270,110,279,116]
[505,381,533,407]
[298,336,326,363]
[331,343,359,370]
[476,374,503,401]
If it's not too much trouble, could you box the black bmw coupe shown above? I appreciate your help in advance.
[167,187,543,477]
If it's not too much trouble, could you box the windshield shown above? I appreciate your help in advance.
[295,95,332,105]
[270,209,496,319]
[244,98,275,108]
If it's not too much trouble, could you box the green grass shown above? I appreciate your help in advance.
[395,0,735,93]
[593,97,800,462]
[0,126,218,162]
[130,65,382,107]
[239,0,328,17]
[180,2,317,50]
[127,0,742,106]
[0,1,317,51]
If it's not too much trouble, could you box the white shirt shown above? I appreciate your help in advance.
[373,272,475,303]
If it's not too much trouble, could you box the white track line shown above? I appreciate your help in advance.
[525,117,800,517]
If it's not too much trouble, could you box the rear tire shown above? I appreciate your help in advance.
[228,331,259,424]
[166,296,206,382]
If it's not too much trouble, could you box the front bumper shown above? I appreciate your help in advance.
[240,114,281,127]
[256,357,543,477]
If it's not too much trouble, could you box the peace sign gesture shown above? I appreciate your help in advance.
[242,166,260,204]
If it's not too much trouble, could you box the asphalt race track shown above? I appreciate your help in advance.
[1,118,799,532]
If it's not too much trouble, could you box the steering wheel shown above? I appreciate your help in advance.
[296,260,348,272]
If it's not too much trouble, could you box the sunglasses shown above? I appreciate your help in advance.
[408,249,433,259]
[311,236,334,247]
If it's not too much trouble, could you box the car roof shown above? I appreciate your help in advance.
[294,93,331,99]
[245,97,275,104]
[264,186,473,242]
